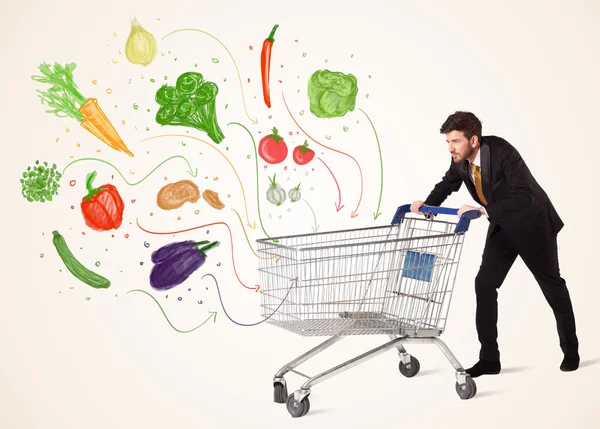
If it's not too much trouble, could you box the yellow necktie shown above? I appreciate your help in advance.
[472,164,488,205]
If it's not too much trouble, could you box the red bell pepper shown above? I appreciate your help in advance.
[80,170,125,231]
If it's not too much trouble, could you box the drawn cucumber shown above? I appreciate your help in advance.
[52,230,111,289]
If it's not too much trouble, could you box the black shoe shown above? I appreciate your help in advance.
[560,354,580,372]
[465,360,501,378]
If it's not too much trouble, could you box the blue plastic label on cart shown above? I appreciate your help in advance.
[402,251,436,282]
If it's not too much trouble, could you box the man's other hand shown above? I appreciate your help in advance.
[410,200,425,215]
[458,205,486,217]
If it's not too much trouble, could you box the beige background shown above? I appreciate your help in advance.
[1,0,599,427]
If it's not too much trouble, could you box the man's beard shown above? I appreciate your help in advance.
[453,145,476,163]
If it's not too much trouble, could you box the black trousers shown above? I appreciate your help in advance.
[475,225,579,361]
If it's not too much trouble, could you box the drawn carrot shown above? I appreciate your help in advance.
[261,24,279,108]
[32,62,134,157]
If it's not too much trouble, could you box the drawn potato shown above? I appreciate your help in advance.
[202,189,225,210]
[157,180,200,210]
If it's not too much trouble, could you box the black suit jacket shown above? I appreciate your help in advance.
[424,135,563,251]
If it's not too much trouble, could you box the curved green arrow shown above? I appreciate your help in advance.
[62,155,198,186]
[127,289,217,333]
[227,122,278,243]
[359,108,384,220]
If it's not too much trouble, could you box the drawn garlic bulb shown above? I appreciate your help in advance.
[125,16,157,67]
[288,183,301,202]
[267,174,287,206]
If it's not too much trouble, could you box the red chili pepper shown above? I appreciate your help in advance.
[80,170,125,231]
[261,24,279,108]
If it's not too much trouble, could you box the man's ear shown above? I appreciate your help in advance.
[471,136,479,147]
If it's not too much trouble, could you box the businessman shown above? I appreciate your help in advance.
[411,111,579,377]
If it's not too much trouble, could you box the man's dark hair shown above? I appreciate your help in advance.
[440,111,482,142]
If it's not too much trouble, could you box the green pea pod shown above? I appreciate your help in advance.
[52,230,111,289]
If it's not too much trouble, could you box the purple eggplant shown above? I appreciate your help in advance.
[151,240,210,263]
[149,240,220,291]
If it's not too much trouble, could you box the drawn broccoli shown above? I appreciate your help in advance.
[307,69,359,119]
[155,71,225,144]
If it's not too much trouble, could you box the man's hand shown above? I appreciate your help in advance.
[458,204,486,217]
[410,200,425,215]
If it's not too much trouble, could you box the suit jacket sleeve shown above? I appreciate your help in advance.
[483,143,536,223]
[423,160,463,206]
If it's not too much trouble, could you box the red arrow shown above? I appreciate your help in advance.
[282,92,363,218]
[136,218,260,292]
[318,157,344,212]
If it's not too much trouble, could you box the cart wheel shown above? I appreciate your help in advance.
[274,382,288,404]
[455,376,477,400]
[399,356,421,377]
[286,394,310,418]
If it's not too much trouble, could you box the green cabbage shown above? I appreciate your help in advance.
[308,70,359,118]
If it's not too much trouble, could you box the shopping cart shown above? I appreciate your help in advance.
[256,204,482,418]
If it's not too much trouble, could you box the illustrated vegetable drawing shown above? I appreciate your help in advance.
[155,71,225,144]
[80,171,125,231]
[156,180,200,210]
[258,127,288,164]
[202,189,225,210]
[288,183,302,202]
[31,62,134,157]
[150,240,220,291]
[307,69,359,119]
[21,160,62,203]
[261,24,279,108]
[125,16,158,67]
[52,230,111,289]
[267,174,287,206]
[292,141,315,165]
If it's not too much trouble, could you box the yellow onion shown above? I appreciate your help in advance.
[125,16,157,67]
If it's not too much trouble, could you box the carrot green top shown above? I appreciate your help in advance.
[31,62,88,122]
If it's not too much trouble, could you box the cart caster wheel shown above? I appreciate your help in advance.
[399,356,420,377]
[286,394,310,418]
[455,376,477,400]
[274,382,288,404]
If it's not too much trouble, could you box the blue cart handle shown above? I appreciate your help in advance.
[391,204,482,233]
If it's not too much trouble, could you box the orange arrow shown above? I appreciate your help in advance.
[141,134,257,229]
[230,208,280,262]
[318,157,344,212]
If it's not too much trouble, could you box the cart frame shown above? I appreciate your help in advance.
[256,204,482,418]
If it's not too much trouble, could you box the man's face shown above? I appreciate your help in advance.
[446,130,477,163]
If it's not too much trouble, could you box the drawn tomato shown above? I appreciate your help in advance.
[292,141,315,165]
[258,127,288,164]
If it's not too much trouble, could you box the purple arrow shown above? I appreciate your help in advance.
[201,273,298,327]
